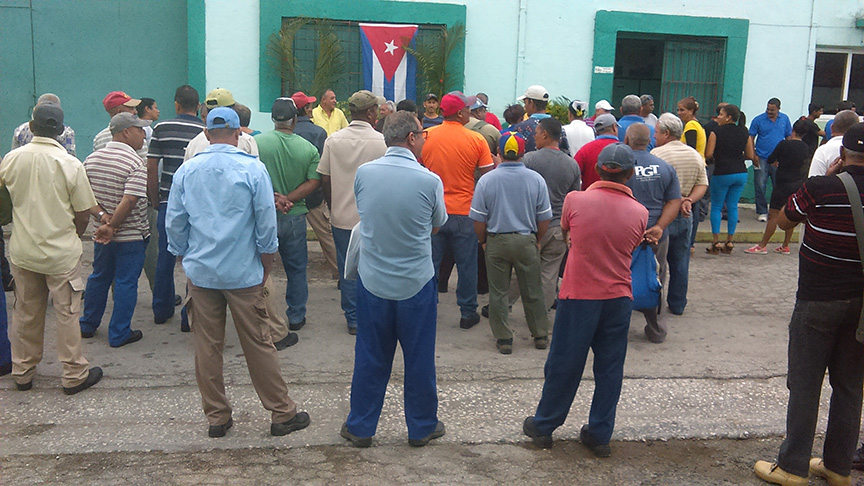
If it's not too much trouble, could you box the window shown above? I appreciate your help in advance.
[276,18,445,103]
[812,50,864,112]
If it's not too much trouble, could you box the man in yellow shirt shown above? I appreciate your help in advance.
[0,103,108,395]
[312,89,349,135]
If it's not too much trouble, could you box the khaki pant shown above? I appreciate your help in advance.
[10,262,89,388]
[486,233,549,341]
[263,276,289,342]
[306,203,339,279]
[507,226,567,310]
[188,282,297,426]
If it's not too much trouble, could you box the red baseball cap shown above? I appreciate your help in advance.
[439,93,467,117]
[290,91,317,110]
[103,91,141,111]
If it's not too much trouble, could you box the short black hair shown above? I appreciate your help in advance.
[838,100,856,112]
[503,104,525,126]
[175,85,200,112]
[808,102,824,114]
[528,98,548,111]
[233,103,251,128]
[792,119,810,136]
[136,98,156,117]
[537,117,562,142]
[768,97,781,108]
[396,99,418,117]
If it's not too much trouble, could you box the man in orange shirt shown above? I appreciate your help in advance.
[422,92,495,329]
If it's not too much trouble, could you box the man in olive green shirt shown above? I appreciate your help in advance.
[254,98,321,331]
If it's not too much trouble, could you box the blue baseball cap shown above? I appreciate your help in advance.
[206,107,240,129]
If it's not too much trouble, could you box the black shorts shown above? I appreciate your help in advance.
[770,181,803,211]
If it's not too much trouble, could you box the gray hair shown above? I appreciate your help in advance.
[37,93,61,107]
[657,112,684,139]
[383,111,420,146]
[382,101,396,114]
[833,110,861,137]
[621,95,642,115]
[274,119,296,131]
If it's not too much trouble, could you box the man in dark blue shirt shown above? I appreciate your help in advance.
[508,85,569,154]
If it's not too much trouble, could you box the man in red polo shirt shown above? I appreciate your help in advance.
[422,92,495,329]
[575,114,620,190]
[523,143,648,457]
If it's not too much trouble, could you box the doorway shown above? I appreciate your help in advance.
[613,34,726,123]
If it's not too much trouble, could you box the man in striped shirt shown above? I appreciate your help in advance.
[755,122,864,486]
[147,85,205,330]
[79,113,151,348]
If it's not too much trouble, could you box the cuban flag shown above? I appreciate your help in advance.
[360,23,418,102]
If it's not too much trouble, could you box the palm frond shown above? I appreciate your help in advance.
[311,20,346,99]
[402,23,465,99]
[264,17,309,95]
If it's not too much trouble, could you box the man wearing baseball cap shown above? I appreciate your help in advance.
[94,91,146,158]
[423,91,494,330]
[523,142,647,456]
[564,100,595,155]
[422,93,443,129]
[586,99,614,128]
[754,122,864,486]
[254,98,321,339]
[166,107,311,439]
[80,113,151,348]
[1,102,107,395]
[11,93,77,156]
[184,88,259,161]
[575,113,621,190]
[290,91,338,281]
[318,90,387,334]
[470,132,552,354]
[509,85,570,154]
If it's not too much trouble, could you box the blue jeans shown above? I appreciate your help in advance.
[153,204,176,322]
[533,297,631,443]
[665,214,692,315]
[431,215,478,319]
[777,298,864,477]
[346,277,439,440]
[80,239,147,346]
[332,226,356,329]
[753,162,777,215]
[277,213,308,325]
[710,173,748,235]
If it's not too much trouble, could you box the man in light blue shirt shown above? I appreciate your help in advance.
[470,132,553,355]
[749,97,792,219]
[340,111,448,449]
[165,107,310,439]
[617,94,656,150]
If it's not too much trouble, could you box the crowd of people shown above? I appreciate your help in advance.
[1,81,864,485]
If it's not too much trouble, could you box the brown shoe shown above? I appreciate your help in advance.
[809,458,851,486]
[534,336,548,349]
[753,460,807,486]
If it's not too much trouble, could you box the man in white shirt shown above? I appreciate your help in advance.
[809,110,860,177]
[563,100,595,156]
[184,88,258,161]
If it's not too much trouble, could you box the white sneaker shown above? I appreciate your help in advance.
[757,214,768,222]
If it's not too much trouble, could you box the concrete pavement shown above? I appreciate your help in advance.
[0,225,854,484]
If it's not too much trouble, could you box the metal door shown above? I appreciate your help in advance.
[660,39,726,122]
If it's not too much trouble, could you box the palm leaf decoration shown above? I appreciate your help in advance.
[265,17,309,95]
[402,23,465,100]
[311,19,347,99]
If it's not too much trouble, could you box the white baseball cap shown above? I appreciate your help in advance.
[517,85,550,102]
[595,99,614,111]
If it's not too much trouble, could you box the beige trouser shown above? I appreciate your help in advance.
[10,261,89,388]
[306,203,339,279]
[188,282,297,426]
[507,226,568,310]
[263,276,289,342]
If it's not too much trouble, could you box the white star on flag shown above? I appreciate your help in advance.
[384,40,398,55]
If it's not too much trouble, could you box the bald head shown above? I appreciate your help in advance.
[624,123,650,149]
[832,110,861,138]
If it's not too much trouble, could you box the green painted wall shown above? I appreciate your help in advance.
[0,0,189,159]
[590,10,749,110]
[258,0,466,112]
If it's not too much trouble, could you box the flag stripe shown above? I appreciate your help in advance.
[359,22,417,102]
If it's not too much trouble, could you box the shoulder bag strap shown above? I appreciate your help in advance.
[837,171,864,342]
